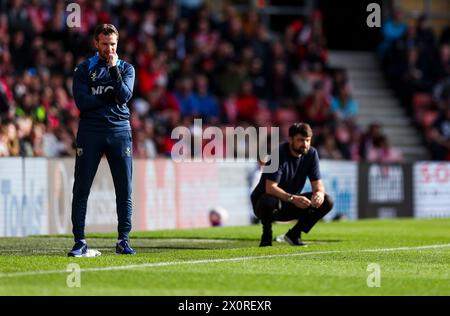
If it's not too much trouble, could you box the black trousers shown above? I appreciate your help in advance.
[251,192,334,233]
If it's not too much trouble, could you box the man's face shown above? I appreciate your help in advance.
[289,134,311,155]
[94,33,118,60]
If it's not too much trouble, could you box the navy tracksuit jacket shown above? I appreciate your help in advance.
[72,52,135,242]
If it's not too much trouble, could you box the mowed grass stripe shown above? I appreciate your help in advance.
[1,243,449,279]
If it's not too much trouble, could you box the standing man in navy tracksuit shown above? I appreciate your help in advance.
[68,24,136,257]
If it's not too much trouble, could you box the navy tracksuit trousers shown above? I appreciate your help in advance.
[71,129,133,242]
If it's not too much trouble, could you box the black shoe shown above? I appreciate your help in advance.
[259,226,273,247]
[284,229,305,246]
[259,238,272,247]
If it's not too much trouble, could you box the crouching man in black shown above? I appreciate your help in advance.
[251,123,334,247]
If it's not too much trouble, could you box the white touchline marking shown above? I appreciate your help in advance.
[0,243,449,278]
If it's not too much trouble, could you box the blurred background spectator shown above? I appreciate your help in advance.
[0,0,447,162]
[380,8,450,161]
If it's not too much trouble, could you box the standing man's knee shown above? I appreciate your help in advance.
[115,186,132,202]
[72,184,90,200]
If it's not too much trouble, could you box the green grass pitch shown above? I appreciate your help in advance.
[0,218,449,295]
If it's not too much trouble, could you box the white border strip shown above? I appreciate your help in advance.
[1,243,449,278]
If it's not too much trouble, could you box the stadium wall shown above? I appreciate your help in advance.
[300,160,359,221]
[0,158,256,237]
[413,162,450,218]
[0,158,449,237]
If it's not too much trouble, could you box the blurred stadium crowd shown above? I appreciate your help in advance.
[380,10,450,161]
[0,0,447,161]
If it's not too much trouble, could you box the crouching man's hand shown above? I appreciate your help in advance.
[293,195,311,209]
[311,192,325,208]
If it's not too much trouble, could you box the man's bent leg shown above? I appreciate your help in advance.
[252,194,280,246]
[71,131,104,242]
[105,130,133,241]
[276,193,333,245]
[292,192,334,234]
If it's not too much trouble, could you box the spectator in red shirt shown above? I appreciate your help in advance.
[236,80,259,123]
[137,39,158,95]
[301,80,331,128]
[148,81,181,128]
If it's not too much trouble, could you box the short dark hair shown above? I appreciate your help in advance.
[288,123,313,138]
[94,24,119,40]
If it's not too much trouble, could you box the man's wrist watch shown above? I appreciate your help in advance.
[287,194,294,203]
